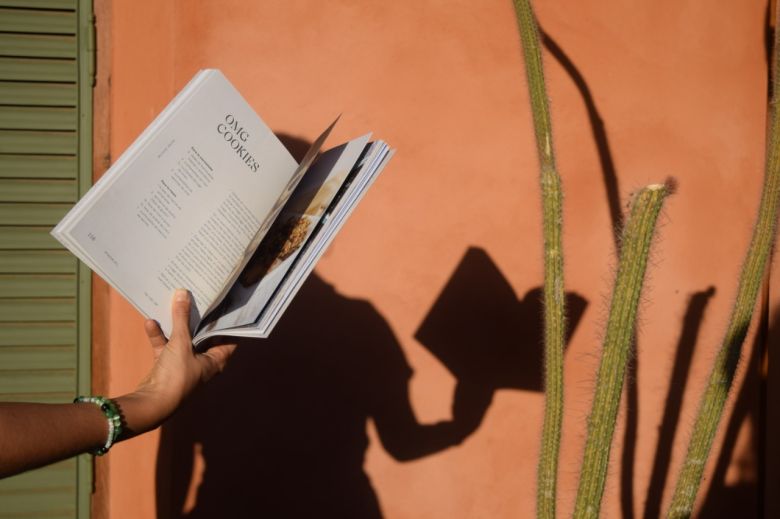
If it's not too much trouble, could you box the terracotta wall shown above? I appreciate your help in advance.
[95,0,773,517]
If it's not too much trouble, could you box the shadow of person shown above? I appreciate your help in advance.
[156,273,497,519]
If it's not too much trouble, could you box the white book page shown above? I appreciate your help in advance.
[55,70,298,336]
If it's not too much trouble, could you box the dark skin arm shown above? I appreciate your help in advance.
[0,289,235,479]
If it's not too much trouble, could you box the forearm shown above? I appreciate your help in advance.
[0,402,107,478]
[0,291,234,480]
[378,420,464,461]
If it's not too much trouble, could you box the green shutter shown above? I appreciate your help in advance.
[0,0,92,517]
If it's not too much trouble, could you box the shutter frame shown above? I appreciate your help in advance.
[0,0,93,517]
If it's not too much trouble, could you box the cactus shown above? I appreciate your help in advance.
[510,1,566,517]
[573,183,672,518]
[666,7,780,518]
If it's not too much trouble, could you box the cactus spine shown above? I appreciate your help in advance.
[510,1,565,517]
[573,183,671,518]
[666,6,780,517]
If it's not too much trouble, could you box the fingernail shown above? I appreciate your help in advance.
[175,289,189,302]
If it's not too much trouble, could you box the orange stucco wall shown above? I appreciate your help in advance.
[97,1,771,517]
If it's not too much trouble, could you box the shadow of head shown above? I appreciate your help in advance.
[415,247,587,391]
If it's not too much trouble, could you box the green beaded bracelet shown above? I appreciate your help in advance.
[74,396,123,456]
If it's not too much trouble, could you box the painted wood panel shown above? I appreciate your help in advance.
[0,106,77,131]
[0,251,75,273]
[0,57,76,82]
[0,8,76,35]
[0,155,77,179]
[0,298,76,321]
[0,82,77,106]
[0,33,76,58]
[0,179,77,202]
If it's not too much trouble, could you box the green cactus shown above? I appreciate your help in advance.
[510,1,566,517]
[573,183,672,519]
[666,9,780,518]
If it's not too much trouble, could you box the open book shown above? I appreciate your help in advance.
[52,69,394,346]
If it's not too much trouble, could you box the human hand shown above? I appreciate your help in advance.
[115,289,236,438]
[451,380,495,442]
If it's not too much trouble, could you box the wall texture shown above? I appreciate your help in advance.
[95,0,772,517]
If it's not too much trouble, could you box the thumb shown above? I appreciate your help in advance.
[171,289,192,340]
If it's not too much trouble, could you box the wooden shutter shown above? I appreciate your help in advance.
[0,0,93,518]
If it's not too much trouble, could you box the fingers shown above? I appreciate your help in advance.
[198,343,237,382]
[144,319,167,360]
[170,289,192,340]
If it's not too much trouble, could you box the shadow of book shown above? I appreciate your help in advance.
[415,247,587,391]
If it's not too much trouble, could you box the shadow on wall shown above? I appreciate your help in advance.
[643,287,716,518]
[154,242,588,518]
[153,81,766,514]
[695,304,772,517]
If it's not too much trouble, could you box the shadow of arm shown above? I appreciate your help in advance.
[372,380,493,461]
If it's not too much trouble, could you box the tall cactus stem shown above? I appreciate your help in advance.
[573,183,671,518]
[510,1,566,517]
[666,6,780,517]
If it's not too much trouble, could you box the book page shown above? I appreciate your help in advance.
[200,134,371,333]
[54,70,298,336]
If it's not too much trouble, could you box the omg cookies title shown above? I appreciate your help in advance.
[217,114,261,173]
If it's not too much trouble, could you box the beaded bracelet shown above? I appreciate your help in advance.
[74,396,123,456]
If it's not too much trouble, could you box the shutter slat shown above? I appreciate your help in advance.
[0,251,75,273]
[0,106,77,131]
[0,33,76,58]
[0,322,75,345]
[0,0,76,9]
[0,227,62,249]
[0,369,76,395]
[0,81,77,106]
[0,57,76,82]
[0,498,75,519]
[0,179,77,202]
[0,391,72,402]
[0,461,77,519]
[0,155,76,178]
[0,203,70,225]
[0,497,75,519]
[0,298,76,321]
[0,460,75,492]
[0,274,76,297]
[0,345,75,369]
[0,8,76,34]
[0,129,76,154]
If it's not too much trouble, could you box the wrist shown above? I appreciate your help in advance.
[113,390,175,440]
[73,396,122,455]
